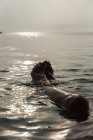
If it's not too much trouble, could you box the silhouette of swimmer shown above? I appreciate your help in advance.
[31,61,89,121]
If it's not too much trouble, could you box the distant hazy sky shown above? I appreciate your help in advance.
[0,0,93,32]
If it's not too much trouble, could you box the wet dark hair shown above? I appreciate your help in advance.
[66,96,89,122]
[58,95,89,122]
[68,96,89,114]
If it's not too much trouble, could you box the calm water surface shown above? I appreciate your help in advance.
[0,32,93,140]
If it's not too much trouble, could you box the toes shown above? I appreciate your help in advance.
[43,60,54,74]
[32,62,44,73]
[31,60,54,81]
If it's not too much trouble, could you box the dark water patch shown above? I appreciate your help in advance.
[0,117,64,131]
[74,86,82,91]
[0,136,24,140]
[25,120,56,127]
[55,74,68,79]
[15,80,68,88]
[15,81,37,87]
[70,78,93,84]
[66,68,80,72]
[0,70,9,73]
[0,117,31,126]
[83,73,93,76]
[50,79,68,85]
[9,81,18,85]
[25,93,48,106]
[64,68,93,74]
[4,87,12,91]
[0,78,7,81]
[84,69,93,72]
[74,63,84,67]
[26,95,36,101]
[65,119,93,140]
[56,75,68,79]
[55,68,80,72]
[0,136,53,140]
[55,69,66,72]
[0,108,10,112]
[37,101,48,106]
[89,54,93,57]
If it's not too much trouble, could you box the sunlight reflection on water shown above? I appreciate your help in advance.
[23,61,34,65]
[51,129,70,140]
[0,32,93,139]
[11,32,43,38]
[1,130,30,137]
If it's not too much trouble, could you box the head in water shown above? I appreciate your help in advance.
[65,95,89,122]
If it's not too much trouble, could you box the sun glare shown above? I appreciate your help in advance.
[23,61,34,65]
[15,32,43,38]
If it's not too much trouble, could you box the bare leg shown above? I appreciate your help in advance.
[31,61,89,121]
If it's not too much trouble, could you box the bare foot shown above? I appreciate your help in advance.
[41,60,55,80]
[31,62,45,81]
[31,60,55,81]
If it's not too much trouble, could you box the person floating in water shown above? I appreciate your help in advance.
[31,60,89,121]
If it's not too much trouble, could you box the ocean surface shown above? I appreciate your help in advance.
[0,32,93,140]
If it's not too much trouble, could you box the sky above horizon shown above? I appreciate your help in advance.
[0,0,93,32]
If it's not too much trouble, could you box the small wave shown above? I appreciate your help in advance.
[66,69,80,72]
[83,73,93,76]
[0,70,9,73]
[70,78,93,83]
[4,87,12,91]
[57,68,80,71]
[15,80,66,87]
[57,68,93,73]
[26,94,36,101]
[0,108,10,112]
[83,69,93,72]
[0,77,6,81]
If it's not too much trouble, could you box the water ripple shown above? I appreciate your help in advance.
[70,78,93,83]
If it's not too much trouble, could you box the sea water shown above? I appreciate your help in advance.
[0,32,93,139]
